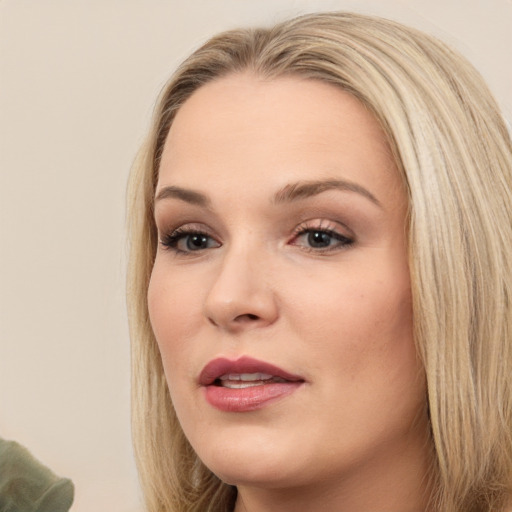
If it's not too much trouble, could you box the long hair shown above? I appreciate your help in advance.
[127,12,512,512]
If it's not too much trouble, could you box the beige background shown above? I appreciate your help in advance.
[0,1,510,511]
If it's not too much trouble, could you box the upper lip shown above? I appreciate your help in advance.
[199,356,304,386]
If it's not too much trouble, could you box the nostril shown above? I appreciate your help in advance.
[235,313,260,322]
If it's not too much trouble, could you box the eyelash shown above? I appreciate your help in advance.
[159,221,354,255]
[160,226,219,254]
[290,221,354,253]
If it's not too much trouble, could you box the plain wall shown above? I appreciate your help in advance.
[0,1,510,511]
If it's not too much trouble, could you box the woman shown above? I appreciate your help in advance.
[127,12,512,512]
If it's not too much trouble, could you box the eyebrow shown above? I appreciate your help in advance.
[154,179,381,208]
[155,186,212,208]
[273,179,382,208]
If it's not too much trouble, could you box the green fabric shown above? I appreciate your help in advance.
[0,438,74,512]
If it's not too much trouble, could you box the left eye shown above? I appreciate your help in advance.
[293,228,353,251]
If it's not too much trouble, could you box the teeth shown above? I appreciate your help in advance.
[222,381,265,389]
[217,373,288,388]
[219,372,273,381]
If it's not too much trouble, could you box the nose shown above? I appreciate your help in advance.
[203,245,278,333]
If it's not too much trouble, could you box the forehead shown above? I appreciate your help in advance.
[158,73,400,200]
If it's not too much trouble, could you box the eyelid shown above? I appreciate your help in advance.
[291,218,353,238]
[157,221,215,238]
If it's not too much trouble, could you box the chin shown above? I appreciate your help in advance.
[194,430,304,487]
[211,459,298,488]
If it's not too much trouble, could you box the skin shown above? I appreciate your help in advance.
[148,73,432,512]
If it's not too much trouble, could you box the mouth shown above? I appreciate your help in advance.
[199,356,305,412]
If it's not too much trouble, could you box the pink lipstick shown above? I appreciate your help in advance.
[199,356,304,412]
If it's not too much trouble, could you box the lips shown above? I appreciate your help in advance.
[199,356,305,412]
[199,356,303,385]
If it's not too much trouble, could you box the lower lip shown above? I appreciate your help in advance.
[204,382,303,412]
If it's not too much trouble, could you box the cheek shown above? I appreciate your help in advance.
[147,266,205,424]
[147,264,202,366]
[293,268,412,337]
[289,263,415,379]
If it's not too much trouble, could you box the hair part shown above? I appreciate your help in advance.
[127,12,512,512]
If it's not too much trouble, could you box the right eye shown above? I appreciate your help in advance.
[160,228,221,254]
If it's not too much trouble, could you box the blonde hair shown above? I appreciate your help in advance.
[127,12,512,512]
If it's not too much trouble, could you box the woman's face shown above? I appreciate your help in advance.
[149,74,429,504]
